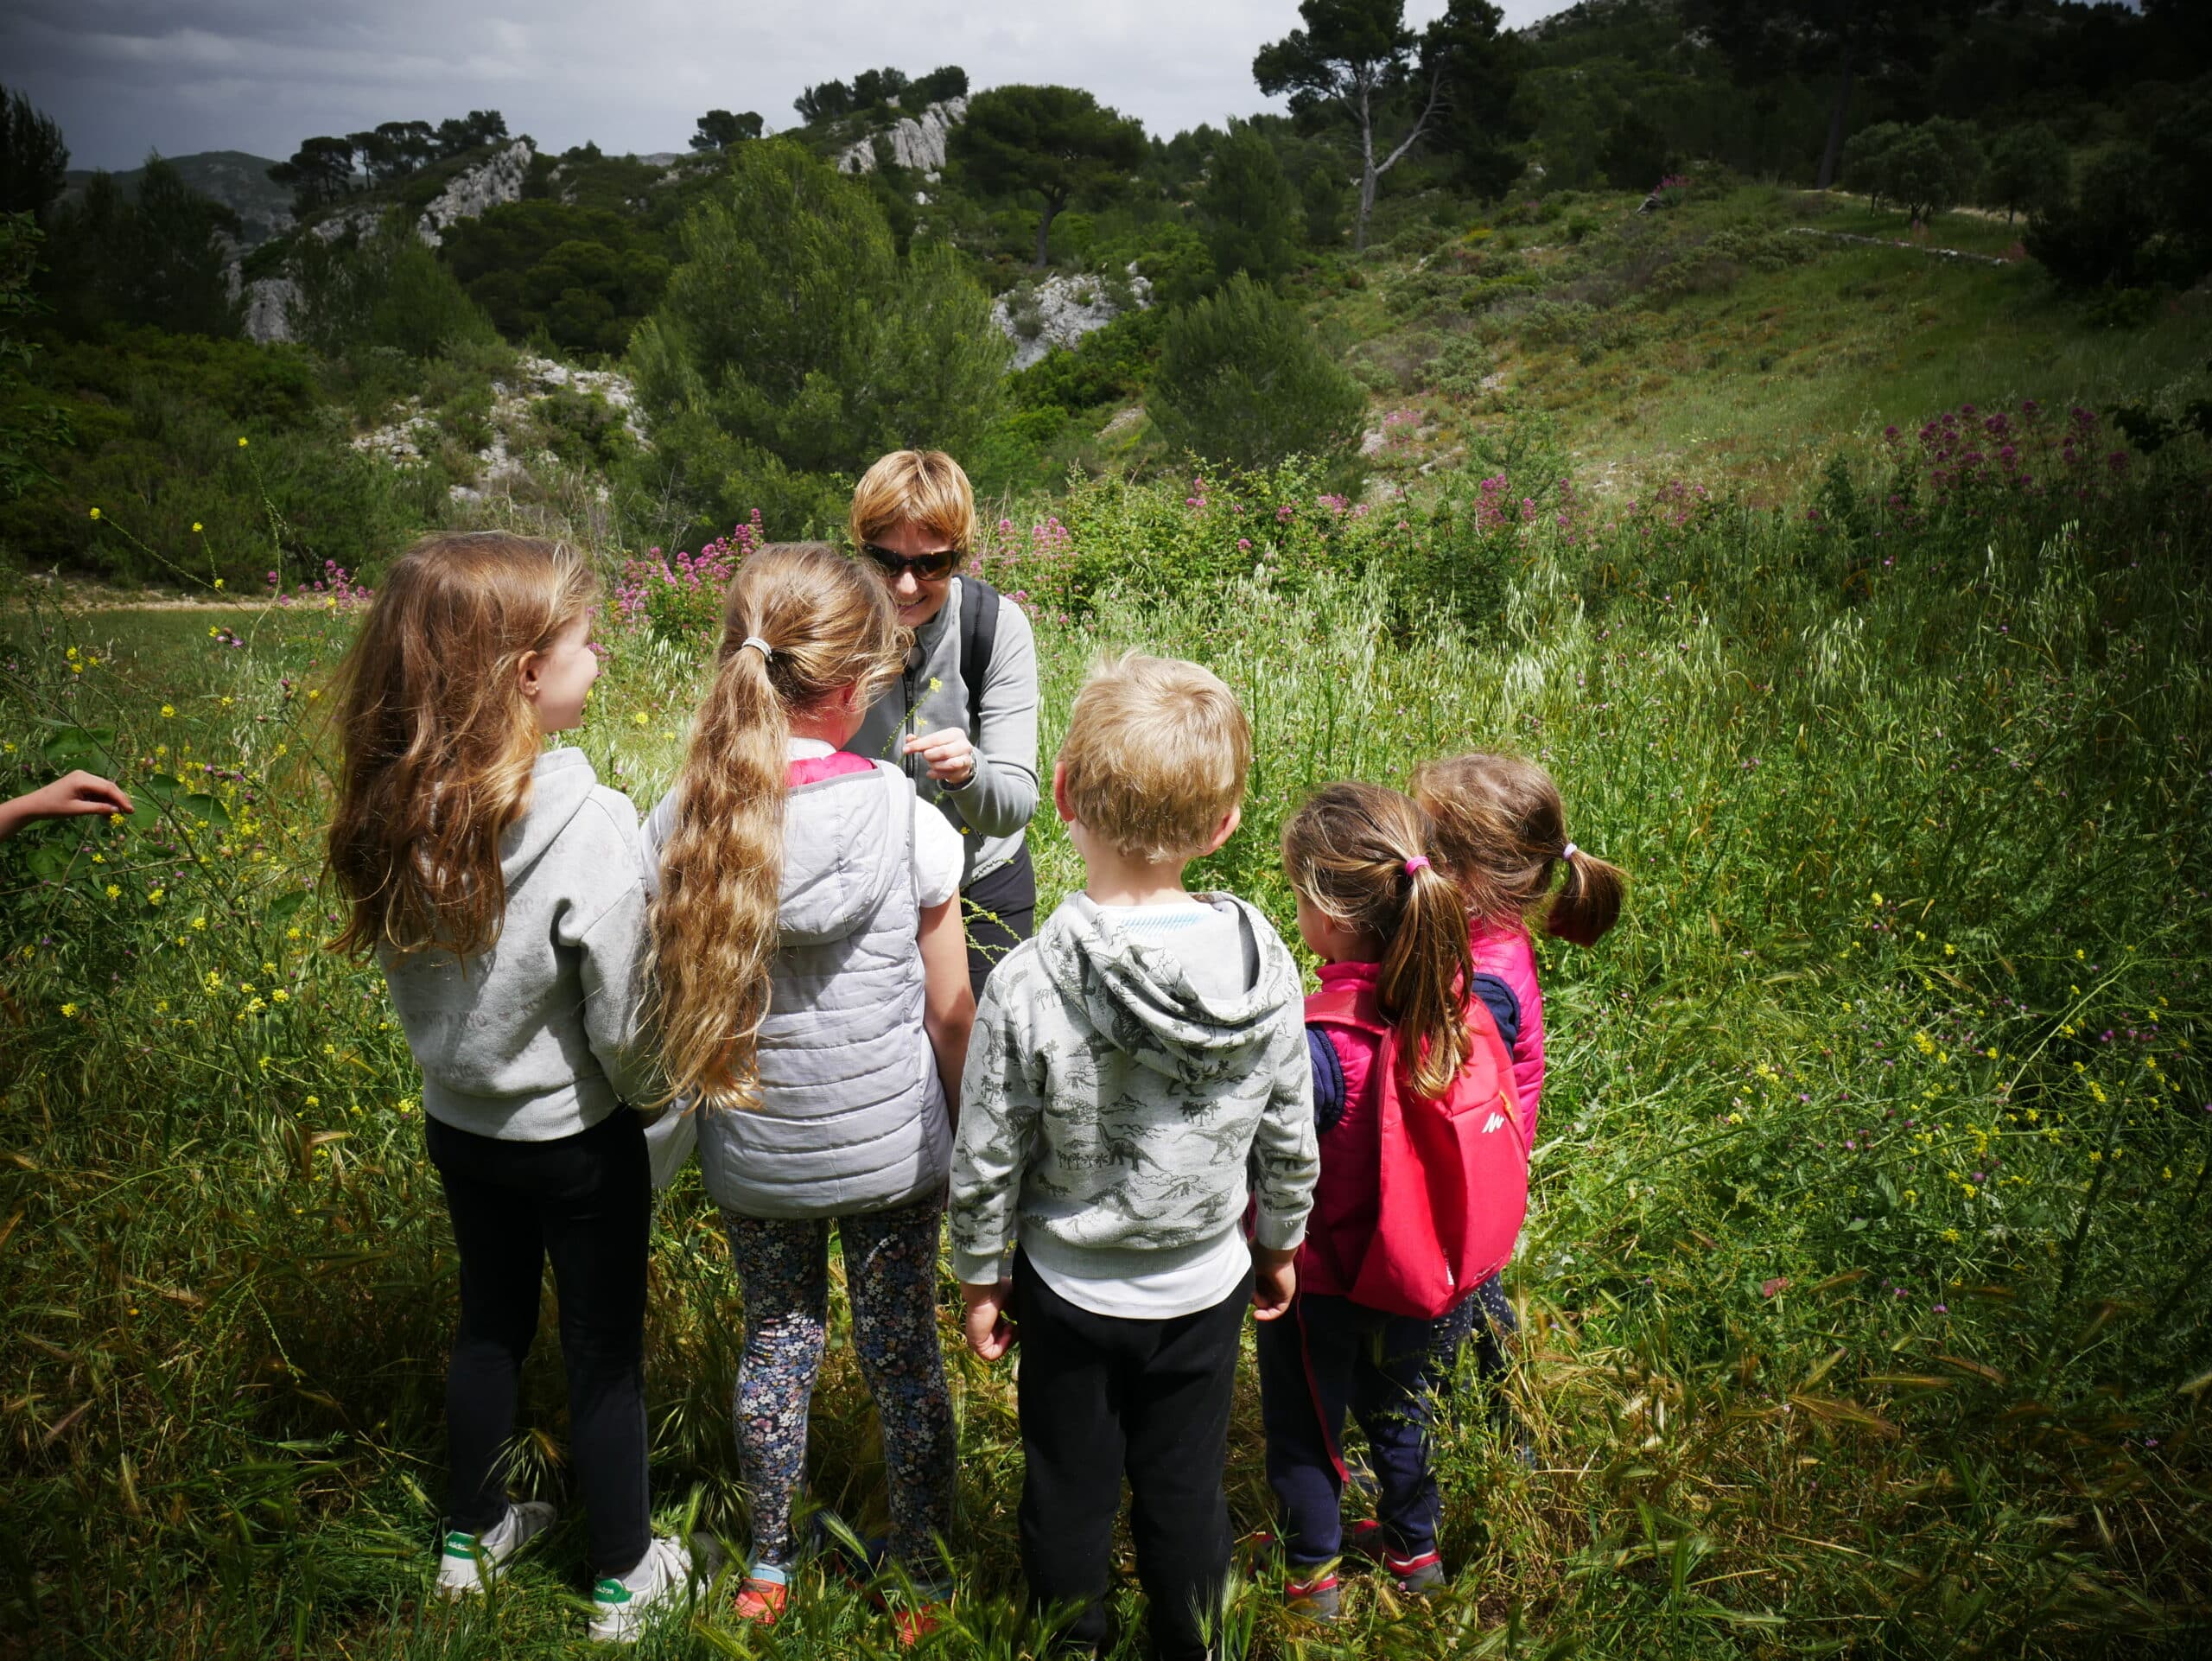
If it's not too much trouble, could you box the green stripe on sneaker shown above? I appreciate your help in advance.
[442,1531,478,1558]
[593,1579,632,1603]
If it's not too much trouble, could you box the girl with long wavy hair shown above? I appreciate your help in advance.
[327,531,694,1643]
[641,542,973,1633]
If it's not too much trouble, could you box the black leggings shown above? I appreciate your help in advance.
[426,1109,652,1579]
[962,842,1036,1000]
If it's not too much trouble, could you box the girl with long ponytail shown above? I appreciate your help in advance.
[1409,750,1625,1469]
[1257,782,1511,1620]
[641,543,973,1632]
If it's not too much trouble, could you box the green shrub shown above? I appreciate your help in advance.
[627,139,1007,541]
[1148,273,1365,472]
[290,222,499,360]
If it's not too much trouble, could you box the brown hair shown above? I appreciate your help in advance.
[1282,783,1473,1099]
[327,531,597,961]
[1058,652,1250,862]
[649,542,905,1108]
[1411,752,1624,947]
[849,449,976,557]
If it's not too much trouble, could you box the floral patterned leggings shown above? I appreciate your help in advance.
[721,1197,956,1576]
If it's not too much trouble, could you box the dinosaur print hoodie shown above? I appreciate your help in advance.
[950,891,1319,1298]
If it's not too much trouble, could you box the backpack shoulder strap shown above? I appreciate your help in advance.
[957,576,1001,736]
[1305,983,1388,1034]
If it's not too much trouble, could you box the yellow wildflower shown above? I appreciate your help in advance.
[162,705,175,718]
[60,1002,78,1016]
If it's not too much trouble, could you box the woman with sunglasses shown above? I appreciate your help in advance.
[845,450,1040,997]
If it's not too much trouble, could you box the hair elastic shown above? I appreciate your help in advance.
[1403,855,1431,875]
[739,635,774,660]
[1561,842,1580,860]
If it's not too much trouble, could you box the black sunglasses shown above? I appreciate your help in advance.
[861,543,961,582]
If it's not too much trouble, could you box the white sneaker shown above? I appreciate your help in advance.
[435,1500,557,1597]
[588,1534,695,1644]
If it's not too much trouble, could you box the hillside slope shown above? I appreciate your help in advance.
[61,150,292,244]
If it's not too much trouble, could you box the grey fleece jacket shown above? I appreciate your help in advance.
[949,892,1319,1289]
[379,748,658,1141]
[846,576,1039,888]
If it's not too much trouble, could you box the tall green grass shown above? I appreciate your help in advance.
[1,410,2207,1657]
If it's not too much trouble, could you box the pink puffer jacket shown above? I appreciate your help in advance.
[1469,920,1544,1153]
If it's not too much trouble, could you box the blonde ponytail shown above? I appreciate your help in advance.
[649,543,904,1108]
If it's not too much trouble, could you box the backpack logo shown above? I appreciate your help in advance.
[1482,1111,1507,1135]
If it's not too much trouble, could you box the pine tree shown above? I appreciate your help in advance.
[1199,122,1300,283]
[1149,273,1365,471]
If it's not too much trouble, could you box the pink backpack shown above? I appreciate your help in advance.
[1303,983,1529,1319]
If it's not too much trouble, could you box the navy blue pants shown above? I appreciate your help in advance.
[1431,1271,1516,1390]
[1254,1291,1441,1570]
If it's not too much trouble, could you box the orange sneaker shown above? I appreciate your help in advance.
[732,1576,788,1625]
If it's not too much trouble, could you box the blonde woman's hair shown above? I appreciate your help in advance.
[1058,652,1250,862]
[1411,751,1625,947]
[849,449,977,556]
[327,531,597,962]
[1283,783,1473,1099]
[650,542,905,1108]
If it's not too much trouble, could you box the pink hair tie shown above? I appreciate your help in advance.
[1561,843,1580,860]
[1403,855,1431,875]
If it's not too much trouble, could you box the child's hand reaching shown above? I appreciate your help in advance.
[1251,1246,1297,1321]
[962,1279,1017,1360]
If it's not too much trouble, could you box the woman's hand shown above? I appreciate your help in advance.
[0,771,134,841]
[904,727,977,786]
[963,1279,1017,1360]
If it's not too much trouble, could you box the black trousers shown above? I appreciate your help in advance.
[963,842,1036,1001]
[425,1109,652,1579]
[1254,1292,1441,1569]
[1013,1252,1249,1661]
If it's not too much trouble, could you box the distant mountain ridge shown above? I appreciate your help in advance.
[61,150,294,245]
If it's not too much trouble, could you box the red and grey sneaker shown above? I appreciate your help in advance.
[1285,1569,1343,1621]
[1341,1519,1384,1562]
[1383,1548,1446,1596]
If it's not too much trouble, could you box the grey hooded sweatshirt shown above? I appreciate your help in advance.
[949,891,1319,1290]
[379,748,658,1142]
[846,576,1039,889]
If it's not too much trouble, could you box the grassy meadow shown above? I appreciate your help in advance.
[3,386,2208,1658]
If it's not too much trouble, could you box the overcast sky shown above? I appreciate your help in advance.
[9,0,1576,173]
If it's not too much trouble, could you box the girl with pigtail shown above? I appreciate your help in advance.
[1259,782,1518,1620]
[1410,751,1625,1443]
[641,543,972,1633]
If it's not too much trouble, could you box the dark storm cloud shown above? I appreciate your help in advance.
[3,1,1567,172]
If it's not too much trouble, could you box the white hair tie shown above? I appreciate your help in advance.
[740,635,773,660]
[1561,842,1580,860]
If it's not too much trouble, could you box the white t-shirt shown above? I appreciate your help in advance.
[789,739,962,908]
[1029,898,1260,1321]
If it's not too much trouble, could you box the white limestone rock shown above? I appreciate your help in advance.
[990,267,1154,372]
[417,140,536,246]
[241,277,298,345]
[836,98,967,175]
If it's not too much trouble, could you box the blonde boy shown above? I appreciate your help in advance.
[950,652,1319,1660]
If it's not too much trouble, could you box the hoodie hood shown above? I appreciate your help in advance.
[499,748,601,888]
[777,766,906,946]
[1039,892,1301,1086]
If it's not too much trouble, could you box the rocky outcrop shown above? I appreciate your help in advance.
[417,140,535,246]
[990,267,1153,372]
[836,98,966,178]
[241,277,298,345]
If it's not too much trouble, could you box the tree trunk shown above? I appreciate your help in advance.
[1353,82,1377,254]
[1815,3,1858,192]
[1033,196,1060,270]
